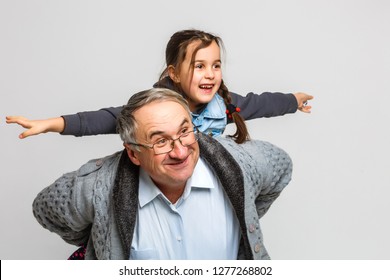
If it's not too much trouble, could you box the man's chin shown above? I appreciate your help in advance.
[166,169,194,183]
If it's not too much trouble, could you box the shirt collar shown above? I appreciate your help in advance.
[138,158,214,208]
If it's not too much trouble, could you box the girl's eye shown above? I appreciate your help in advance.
[195,64,203,69]
[213,64,221,69]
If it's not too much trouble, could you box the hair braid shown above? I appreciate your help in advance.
[218,80,250,144]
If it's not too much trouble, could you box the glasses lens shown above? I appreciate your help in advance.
[153,130,198,155]
[153,141,170,155]
[180,131,197,146]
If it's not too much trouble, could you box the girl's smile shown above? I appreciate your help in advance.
[171,40,222,112]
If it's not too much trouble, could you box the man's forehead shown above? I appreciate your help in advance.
[134,101,191,136]
[136,100,189,118]
[148,118,191,138]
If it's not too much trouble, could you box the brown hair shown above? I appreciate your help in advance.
[158,29,249,144]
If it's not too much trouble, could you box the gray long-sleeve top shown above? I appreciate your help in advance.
[61,79,297,136]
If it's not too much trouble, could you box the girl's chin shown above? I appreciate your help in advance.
[197,92,215,102]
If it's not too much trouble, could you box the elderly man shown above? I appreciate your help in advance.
[33,88,292,260]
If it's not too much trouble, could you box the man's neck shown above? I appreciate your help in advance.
[150,179,186,204]
[158,185,185,204]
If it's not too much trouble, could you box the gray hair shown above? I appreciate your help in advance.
[117,88,190,146]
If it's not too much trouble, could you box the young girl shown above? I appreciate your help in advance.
[7,29,312,259]
[6,29,313,144]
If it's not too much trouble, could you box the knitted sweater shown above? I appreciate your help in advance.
[33,134,292,259]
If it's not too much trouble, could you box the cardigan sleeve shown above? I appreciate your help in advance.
[252,140,293,219]
[32,157,106,245]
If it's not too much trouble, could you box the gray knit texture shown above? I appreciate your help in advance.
[33,134,292,259]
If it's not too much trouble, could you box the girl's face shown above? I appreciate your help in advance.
[171,40,222,112]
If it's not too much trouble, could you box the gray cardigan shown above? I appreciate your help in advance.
[33,134,292,259]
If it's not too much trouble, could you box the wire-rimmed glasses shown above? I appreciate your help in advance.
[127,127,199,155]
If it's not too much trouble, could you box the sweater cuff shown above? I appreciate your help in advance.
[286,93,298,113]
[61,114,82,136]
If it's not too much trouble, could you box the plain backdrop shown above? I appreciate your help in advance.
[1,0,389,260]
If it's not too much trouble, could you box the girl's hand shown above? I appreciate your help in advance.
[5,116,65,139]
[293,92,314,113]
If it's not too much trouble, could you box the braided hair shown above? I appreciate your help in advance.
[158,29,250,144]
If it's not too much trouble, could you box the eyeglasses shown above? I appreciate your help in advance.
[127,128,199,155]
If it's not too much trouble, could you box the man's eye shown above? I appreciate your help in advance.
[181,131,193,140]
[154,138,168,147]
[182,127,193,135]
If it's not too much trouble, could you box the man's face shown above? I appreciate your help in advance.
[126,100,199,192]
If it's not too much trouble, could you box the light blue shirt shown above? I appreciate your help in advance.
[130,158,240,260]
[191,94,227,137]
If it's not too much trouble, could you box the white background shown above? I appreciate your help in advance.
[1,0,389,259]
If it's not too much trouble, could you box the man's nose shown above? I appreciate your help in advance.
[168,140,187,158]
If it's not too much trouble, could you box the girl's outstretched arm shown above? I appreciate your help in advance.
[230,91,313,122]
[6,116,65,139]
[6,106,123,139]
[61,107,123,136]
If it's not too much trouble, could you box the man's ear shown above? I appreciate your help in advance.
[168,65,180,83]
[124,143,141,166]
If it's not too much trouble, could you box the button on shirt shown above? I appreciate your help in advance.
[130,158,240,260]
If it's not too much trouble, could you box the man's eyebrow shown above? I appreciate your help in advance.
[148,118,190,139]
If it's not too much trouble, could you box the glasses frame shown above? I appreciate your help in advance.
[127,127,199,155]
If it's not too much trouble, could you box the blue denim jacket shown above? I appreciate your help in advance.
[191,94,227,137]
